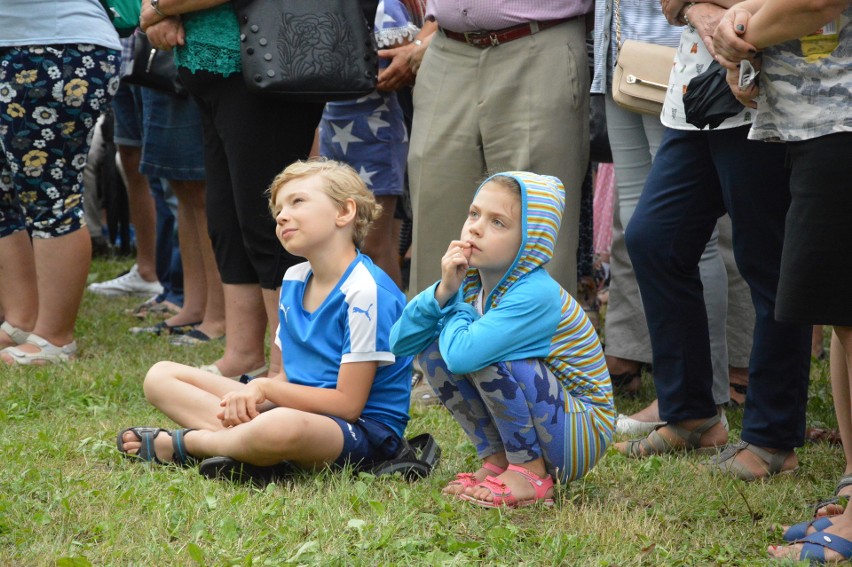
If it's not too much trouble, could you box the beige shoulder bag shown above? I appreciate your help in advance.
[611,0,677,116]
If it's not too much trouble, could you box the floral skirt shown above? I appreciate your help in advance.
[0,44,119,238]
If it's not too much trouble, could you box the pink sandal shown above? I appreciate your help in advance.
[443,462,506,494]
[461,464,555,508]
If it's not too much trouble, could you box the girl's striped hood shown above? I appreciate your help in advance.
[462,171,565,309]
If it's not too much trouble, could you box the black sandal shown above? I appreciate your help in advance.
[116,427,199,466]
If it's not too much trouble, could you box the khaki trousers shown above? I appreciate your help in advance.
[408,19,589,296]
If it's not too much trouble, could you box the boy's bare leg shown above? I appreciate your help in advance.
[120,406,345,468]
[143,361,247,430]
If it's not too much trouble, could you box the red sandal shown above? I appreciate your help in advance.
[461,464,555,508]
[442,462,506,495]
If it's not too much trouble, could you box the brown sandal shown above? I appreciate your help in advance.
[620,412,723,458]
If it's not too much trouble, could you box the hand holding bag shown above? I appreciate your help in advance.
[233,0,380,102]
[611,0,676,116]
[121,30,187,97]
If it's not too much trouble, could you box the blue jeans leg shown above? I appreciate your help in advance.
[626,127,725,424]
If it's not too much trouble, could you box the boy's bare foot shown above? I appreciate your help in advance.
[119,428,177,463]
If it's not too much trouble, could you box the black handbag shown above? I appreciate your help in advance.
[121,29,187,98]
[232,0,379,102]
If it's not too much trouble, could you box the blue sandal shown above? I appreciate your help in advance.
[116,427,198,466]
[783,516,835,542]
[795,531,852,563]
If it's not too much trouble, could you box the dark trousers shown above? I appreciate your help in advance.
[179,70,323,288]
[625,125,811,450]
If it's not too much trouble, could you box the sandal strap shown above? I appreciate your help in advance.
[1,321,29,345]
[506,464,554,498]
[783,516,834,542]
[836,473,852,495]
[483,462,506,476]
[171,429,198,467]
[667,412,721,448]
[799,531,852,562]
[117,427,170,464]
[741,442,790,474]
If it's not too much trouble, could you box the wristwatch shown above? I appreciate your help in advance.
[150,0,166,17]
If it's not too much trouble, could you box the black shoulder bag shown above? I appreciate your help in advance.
[232,0,380,102]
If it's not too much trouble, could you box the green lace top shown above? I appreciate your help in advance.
[174,4,241,77]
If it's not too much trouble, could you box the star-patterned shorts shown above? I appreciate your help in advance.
[318,91,408,197]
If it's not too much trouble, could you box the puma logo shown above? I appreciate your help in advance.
[352,304,373,321]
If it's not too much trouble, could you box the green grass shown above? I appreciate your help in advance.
[0,258,840,565]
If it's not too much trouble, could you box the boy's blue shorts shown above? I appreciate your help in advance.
[239,374,402,467]
[326,415,403,468]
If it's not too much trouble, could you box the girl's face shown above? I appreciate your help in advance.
[460,181,523,278]
[272,174,341,257]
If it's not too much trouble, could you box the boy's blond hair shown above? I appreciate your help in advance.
[268,158,382,249]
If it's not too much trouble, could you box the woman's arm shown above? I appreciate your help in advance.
[739,0,847,49]
[218,362,377,426]
[139,0,230,31]
[712,0,845,66]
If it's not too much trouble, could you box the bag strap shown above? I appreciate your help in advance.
[614,0,622,54]
[367,433,441,481]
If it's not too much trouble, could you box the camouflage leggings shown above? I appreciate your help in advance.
[418,340,609,482]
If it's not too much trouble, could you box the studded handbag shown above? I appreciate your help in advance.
[232,0,380,102]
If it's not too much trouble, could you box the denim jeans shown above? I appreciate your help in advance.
[626,125,811,449]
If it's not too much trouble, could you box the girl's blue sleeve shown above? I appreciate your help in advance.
[438,282,560,375]
[390,282,459,356]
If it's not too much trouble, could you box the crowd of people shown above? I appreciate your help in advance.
[1,0,849,561]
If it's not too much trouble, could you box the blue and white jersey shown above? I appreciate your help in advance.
[275,253,412,437]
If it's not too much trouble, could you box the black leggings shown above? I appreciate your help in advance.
[179,69,323,288]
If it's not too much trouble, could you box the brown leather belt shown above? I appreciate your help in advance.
[441,17,576,48]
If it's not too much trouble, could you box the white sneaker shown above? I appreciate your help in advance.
[88,264,164,297]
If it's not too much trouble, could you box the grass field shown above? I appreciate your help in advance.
[0,258,840,565]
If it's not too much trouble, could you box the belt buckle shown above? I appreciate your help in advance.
[462,29,498,47]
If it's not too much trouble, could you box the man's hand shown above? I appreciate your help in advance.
[217,380,268,427]
[144,16,185,50]
[681,3,727,56]
[377,43,417,92]
[713,7,757,68]
[434,240,472,307]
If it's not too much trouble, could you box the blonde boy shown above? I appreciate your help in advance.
[117,159,412,481]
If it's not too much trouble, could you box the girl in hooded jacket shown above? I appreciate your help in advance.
[390,171,614,508]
